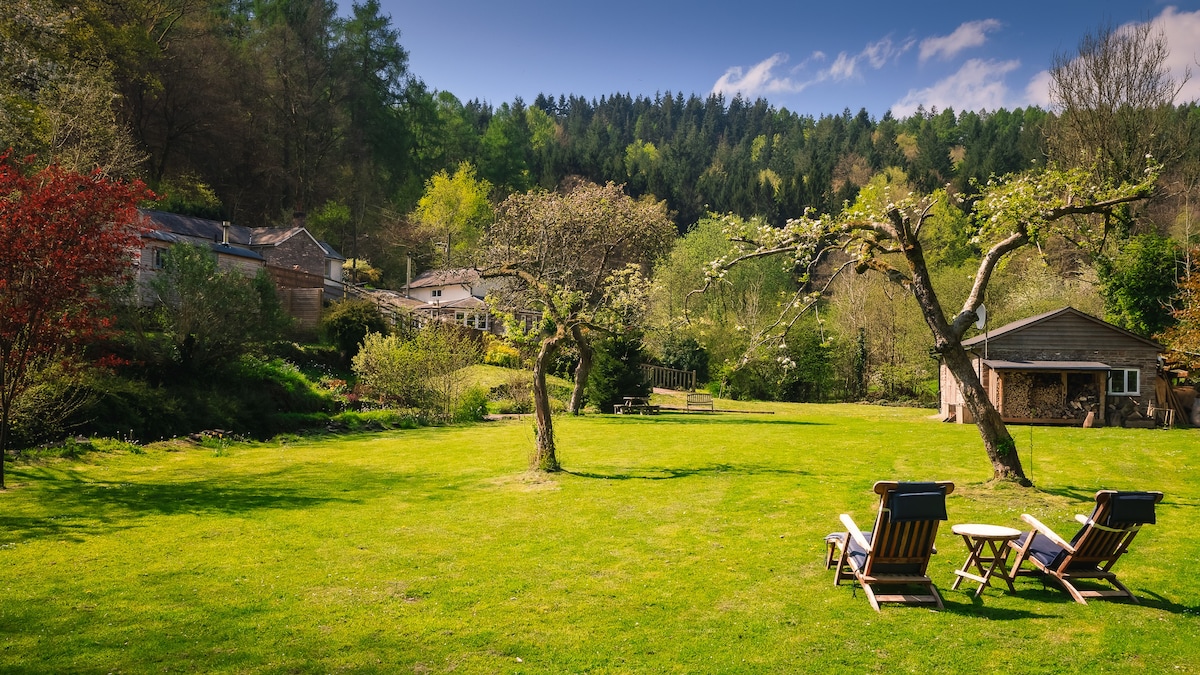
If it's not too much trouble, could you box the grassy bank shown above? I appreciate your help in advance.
[1,403,1197,672]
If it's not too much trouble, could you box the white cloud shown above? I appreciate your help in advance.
[828,36,911,81]
[1023,69,1053,109]
[828,52,858,81]
[711,53,812,98]
[1148,6,1200,104]
[712,35,911,99]
[919,19,1002,63]
[892,58,1021,117]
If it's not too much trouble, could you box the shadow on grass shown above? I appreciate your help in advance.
[603,415,825,426]
[564,463,810,480]
[1039,484,1189,507]
[1037,484,1102,502]
[1133,590,1200,616]
[2,464,430,544]
[941,599,1057,620]
[997,578,1197,616]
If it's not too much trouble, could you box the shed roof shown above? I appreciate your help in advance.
[982,359,1111,371]
[963,307,1163,351]
[211,242,265,261]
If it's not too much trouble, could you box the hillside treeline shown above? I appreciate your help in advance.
[5,0,1200,416]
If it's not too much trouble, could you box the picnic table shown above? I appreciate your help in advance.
[614,396,660,415]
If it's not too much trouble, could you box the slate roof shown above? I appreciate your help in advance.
[318,241,346,260]
[140,209,344,259]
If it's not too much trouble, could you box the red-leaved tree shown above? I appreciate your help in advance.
[0,152,149,488]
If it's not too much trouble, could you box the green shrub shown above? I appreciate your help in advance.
[455,386,490,422]
[482,336,522,368]
[490,374,533,414]
[60,356,336,446]
[322,300,390,365]
[586,332,651,413]
[330,410,420,431]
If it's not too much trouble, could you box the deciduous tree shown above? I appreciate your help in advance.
[0,153,149,487]
[482,180,673,471]
[702,165,1155,484]
[1048,20,1187,182]
[1158,247,1200,368]
[412,162,494,268]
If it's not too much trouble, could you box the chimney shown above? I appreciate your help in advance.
[292,211,306,229]
[221,220,230,245]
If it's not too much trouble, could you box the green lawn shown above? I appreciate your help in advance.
[2,403,1197,673]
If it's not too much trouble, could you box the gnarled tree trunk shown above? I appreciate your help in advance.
[940,341,1028,483]
[531,329,567,472]
[568,325,592,415]
[899,213,1030,484]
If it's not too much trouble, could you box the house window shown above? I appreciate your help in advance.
[1107,368,1140,396]
[431,289,442,298]
[152,248,165,269]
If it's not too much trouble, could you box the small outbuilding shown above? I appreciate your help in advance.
[940,307,1164,428]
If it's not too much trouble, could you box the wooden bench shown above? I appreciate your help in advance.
[687,393,714,411]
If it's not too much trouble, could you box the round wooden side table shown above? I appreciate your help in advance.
[950,523,1023,597]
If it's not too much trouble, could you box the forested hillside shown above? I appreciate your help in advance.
[4,0,1200,419]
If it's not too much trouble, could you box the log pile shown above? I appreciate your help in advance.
[1002,372,1097,420]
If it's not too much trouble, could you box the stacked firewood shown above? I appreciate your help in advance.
[1002,373,1086,419]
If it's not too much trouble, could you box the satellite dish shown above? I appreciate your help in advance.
[975,304,987,330]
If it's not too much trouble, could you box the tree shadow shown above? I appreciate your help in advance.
[1,464,431,544]
[1037,484,1100,502]
[564,463,811,481]
[1037,484,1190,510]
[605,415,824,426]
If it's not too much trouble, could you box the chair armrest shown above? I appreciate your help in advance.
[1021,513,1075,553]
[840,514,872,552]
[1075,514,1090,526]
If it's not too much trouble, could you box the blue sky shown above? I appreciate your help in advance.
[365,1,1200,117]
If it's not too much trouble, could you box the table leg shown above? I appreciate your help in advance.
[952,536,986,591]
[982,539,1017,593]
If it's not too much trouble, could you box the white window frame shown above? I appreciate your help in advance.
[431,289,442,298]
[1107,368,1140,396]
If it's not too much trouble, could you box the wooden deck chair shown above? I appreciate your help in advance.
[1008,490,1163,604]
[826,481,955,611]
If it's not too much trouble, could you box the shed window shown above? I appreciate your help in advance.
[1107,368,1140,396]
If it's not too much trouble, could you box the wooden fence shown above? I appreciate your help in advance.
[266,265,324,289]
[278,287,323,331]
[640,364,696,391]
